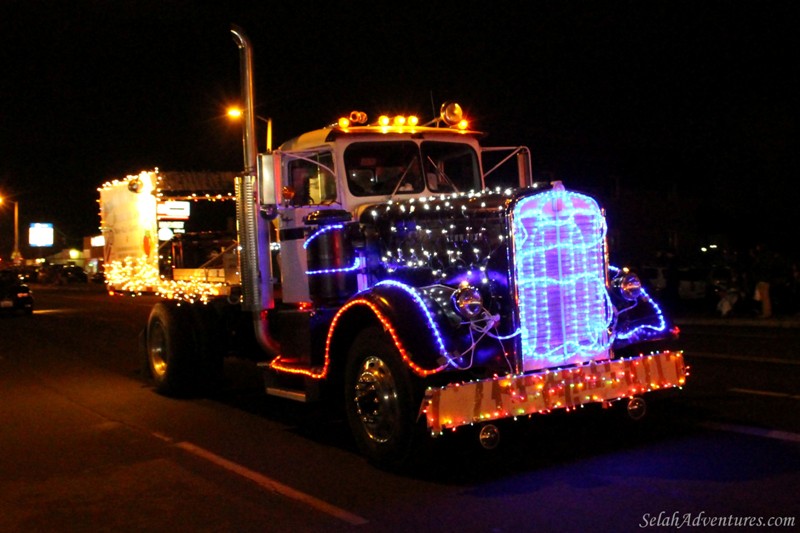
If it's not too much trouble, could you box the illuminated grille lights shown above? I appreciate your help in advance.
[512,186,613,372]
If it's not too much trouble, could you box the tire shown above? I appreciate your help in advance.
[344,327,425,469]
[145,302,202,396]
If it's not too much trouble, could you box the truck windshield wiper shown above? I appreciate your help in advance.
[426,156,458,192]
[390,157,421,198]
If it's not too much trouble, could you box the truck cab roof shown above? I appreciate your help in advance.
[277,124,484,153]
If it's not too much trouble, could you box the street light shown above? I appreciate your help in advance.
[0,196,22,263]
[227,106,273,152]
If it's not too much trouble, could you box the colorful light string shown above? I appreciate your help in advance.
[511,186,613,372]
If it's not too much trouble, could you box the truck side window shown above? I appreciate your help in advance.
[287,152,336,206]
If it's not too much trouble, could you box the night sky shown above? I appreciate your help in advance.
[1,1,797,260]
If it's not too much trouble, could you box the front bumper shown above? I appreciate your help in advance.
[422,350,686,434]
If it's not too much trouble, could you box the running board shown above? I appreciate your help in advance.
[259,362,318,402]
[265,386,308,402]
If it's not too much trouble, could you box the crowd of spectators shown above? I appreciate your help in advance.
[641,244,800,319]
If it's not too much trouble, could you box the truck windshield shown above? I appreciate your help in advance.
[344,142,424,196]
[421,141,481,193]
[344,140,481,196]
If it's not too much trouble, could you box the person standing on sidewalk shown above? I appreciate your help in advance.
[752,243,773,319]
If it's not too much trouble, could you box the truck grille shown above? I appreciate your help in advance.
[511,185,612,372]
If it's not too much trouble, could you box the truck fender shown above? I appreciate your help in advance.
[326,281,453,377]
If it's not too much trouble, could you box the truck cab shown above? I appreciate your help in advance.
[265,105,528,306]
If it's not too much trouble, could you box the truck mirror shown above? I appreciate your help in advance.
[258,153,282,208]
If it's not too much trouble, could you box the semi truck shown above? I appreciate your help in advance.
[131,26,685,467]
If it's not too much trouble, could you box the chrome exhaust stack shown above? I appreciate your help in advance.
[231,25,277,356]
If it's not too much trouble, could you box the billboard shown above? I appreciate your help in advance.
[29,223,54,247]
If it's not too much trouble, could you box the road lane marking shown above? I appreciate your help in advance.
[174,441,369,526]
[151,431,175,443]
[687,351,800,366]
[700,421,800,444]
[32,308,83,315]
[729,387,800,401]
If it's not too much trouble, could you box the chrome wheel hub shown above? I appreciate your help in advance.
[353,356,399,443]
[148,323,168,379]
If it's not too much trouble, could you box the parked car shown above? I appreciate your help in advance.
[676,267,710,300]
[16,266,40,283]
[90,267,106,284]
[60,265,89,283]
[0,269,34,316]
[38,264,88,284]
[642,264,713,301]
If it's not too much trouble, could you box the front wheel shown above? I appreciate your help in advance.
[344,327,424,469]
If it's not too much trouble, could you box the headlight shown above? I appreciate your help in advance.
[452,285,483,319]
[614,272,642,301]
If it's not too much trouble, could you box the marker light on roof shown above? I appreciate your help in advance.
[339,108,456,130]
[349,111,367,124]
[338,111,368,129]
[440,102,463,126]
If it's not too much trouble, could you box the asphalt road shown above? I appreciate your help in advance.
[1,285,798,532]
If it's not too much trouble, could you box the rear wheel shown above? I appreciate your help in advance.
[344,327,424,469]
[145,301,221,396]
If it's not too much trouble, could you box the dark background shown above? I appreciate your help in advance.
[1,1,797,263]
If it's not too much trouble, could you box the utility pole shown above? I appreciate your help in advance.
[0,197,22,263]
